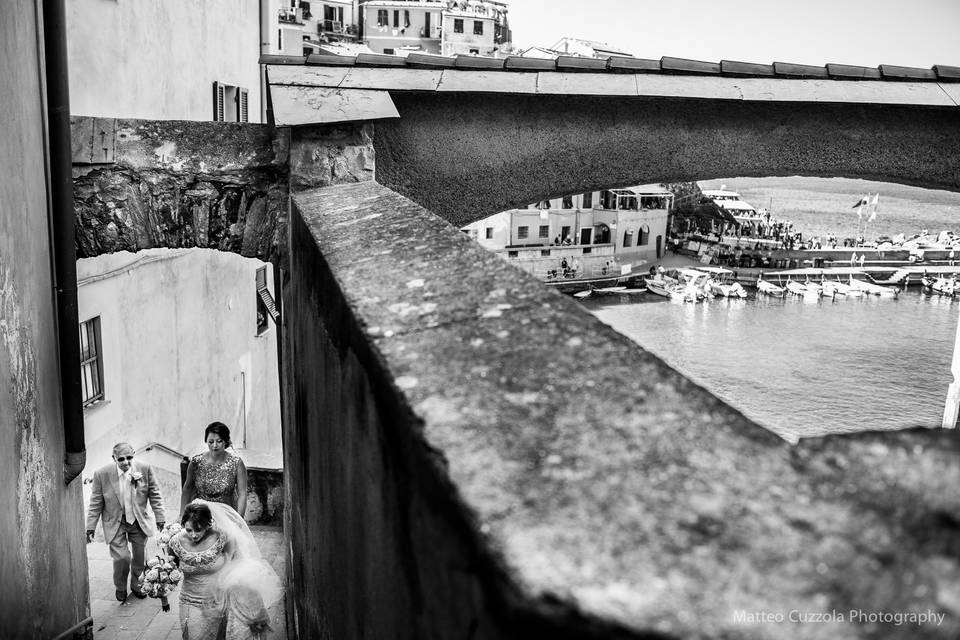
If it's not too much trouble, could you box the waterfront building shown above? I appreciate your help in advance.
[461,185,671,286]
[272,0,363,56]
[358,0,510,56]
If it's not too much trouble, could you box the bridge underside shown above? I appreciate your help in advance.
[374,93,960,227]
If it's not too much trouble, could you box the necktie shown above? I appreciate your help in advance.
[122,471,135,524]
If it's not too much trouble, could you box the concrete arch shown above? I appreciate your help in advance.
[373,92,960,227]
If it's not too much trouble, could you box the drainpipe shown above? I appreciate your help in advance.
[43,0,85,485]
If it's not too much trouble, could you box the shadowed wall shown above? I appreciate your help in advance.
[374,93,960,227]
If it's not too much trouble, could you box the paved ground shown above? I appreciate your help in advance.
[86,526,287,640]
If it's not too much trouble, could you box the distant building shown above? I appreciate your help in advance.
[360,0,445,54]
[358,0,511,56]
[461,185,672,282]
[271,0,364,56]
[517,36,632,60]
[67,0,263,122]
[548,37,632,58]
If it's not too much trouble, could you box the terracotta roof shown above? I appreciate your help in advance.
[261,53,960,82]
[263,53,960,125]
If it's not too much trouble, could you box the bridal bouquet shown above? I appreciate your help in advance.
[144,523,184,611]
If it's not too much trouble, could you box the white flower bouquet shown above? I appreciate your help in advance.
[144,522,183,611]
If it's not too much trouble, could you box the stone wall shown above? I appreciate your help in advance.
[72,117,290,264]
[71,117,377,267]
[284,180,960,639]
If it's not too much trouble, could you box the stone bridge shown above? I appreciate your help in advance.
[72,56,960,639]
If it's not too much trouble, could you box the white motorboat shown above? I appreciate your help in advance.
[756,278,785,296]
[931,277,957,297]
[849,277,898,297]
[821,280,840,297]
[594,286,628,294]
[803,279,824,296]
[785,280,808,296]
[697,266,748,298]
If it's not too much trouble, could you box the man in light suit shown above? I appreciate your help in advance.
[86,442,166,602]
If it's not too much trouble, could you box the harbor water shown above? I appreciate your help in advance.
[583,288,958,442]
[583,177,960,442]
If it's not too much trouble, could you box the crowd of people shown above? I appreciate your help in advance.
[85,422,280,639]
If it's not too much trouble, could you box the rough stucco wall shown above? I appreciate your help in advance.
[67,0,262,122]
[72,117,289,264]
[374,93,960,227]
[286,181,960,639]
[0,1,90,635]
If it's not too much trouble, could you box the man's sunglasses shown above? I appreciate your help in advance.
[115,455,134,462]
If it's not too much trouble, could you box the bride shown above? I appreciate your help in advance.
[169,500,282,640]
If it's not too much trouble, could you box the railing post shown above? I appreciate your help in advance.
[942,306,960,428]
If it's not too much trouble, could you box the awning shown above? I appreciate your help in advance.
[680,201,740,224]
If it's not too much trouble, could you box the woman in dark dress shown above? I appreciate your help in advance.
[180,422,247,518]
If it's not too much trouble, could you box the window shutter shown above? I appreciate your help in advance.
[213,81,225,121]
[239,88,249,122]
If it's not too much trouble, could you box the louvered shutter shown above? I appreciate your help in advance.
[213,81,225,121]
[239,88,249,122]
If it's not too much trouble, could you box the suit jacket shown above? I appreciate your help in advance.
[86,461,166,540]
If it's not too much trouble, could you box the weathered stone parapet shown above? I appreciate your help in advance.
[285,180,960,639]
[71,116,290,264]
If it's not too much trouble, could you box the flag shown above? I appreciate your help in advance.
[851,195,869,209]
[867,193,879,222]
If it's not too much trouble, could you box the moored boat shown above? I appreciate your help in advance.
[697,266,748,298]
[785,280,808,296]
[756,278,785,296]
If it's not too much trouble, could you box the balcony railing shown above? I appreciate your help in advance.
[319,19,358,36]
[278,8,302,24]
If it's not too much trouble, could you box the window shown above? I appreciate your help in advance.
[79,317,104,408]
[256,266,279,335]
[404,10,410,27]
[377,9,388,26]
[474,20,483,35]
[537,200,551,210]
[561,226,571,240]
[393,10,399,27]
[582,192,593,209]
[469,48,479,55]
[213,82,249,122]
[562,195,573,209]
[383,48,395,54]
[517,226,529,239]
[485,227,493,239]
[541,250,551,257]
[507,250,518,257]
[640,224,650,245]
[454,18,463,33]
[539,225,549,238]
[623,230,634,247]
